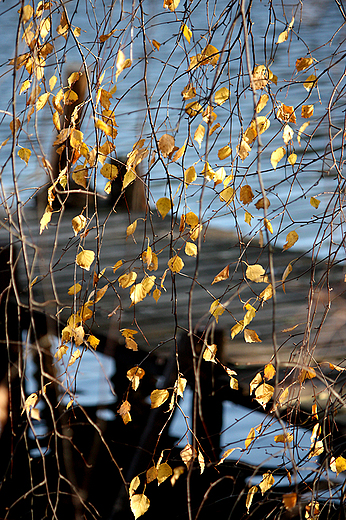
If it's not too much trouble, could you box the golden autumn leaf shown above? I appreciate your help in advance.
[88,335,100,350]
[54,344,68,361]
[180,443,196,468]
[282,124,294,145]
[150,389,169,409]
[68,283,82,296]
[288,153,297,166]
[209,300,225,323]
[246,486,257,512]
[157,463,172,485]
[127,367,145,391]
[255,383,274,408]
[331,456,346,476]
[185,101,202,117]
[168,255,184,273]
[296,57,313,72]
[243,304,256,328]
[203,343,217,363]
[163,0,180,11]
[250,372,262,394]
[181,23,192,43]
[297,122,310,144]
[100,163,118,180]
[298,367,316,382]
[230,320,244,339]
[308,440,324,459]
[302,104,314,118]
[244,329,262,343]
[170,466,184,486]
[282,492,297,510]
[181,84,196,100]
[36,92,50,111]
[67,348,81,367]
[256,94,269,113]
[184,165,197,186]
[18,147,31,165]
[72,214,87,236]
[217,146,232,161]
[304,74,317,91]
[277,104,296,124]
[185,242,197,257]
[219,186,234,205]
[39,206,53,234]
[236,139,251,161]
[201,162,215,181]
[126,220,138,238]
[310,196,320,209]
[283,230,299,251]
[119,400,131,424]
[259,472,275,495]
[252,64,268,90]
[274,433,293,443]
[264,363,276,381]
[76,250,95,271]
[157,197,172,219]
[194,124,205,149]
[245,427,255,449]
[130,494,150,519]
[72,166,88,188]
[271,146,286,169]
[264,218,273,234]
[130,276,155,305]
[211,265,229,284]
[246,264,268,283]
[214,87,230,106]
[245,211,252,225]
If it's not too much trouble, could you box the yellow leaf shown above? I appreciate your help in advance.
[68,283,82,295]
[245,427,255,449]
[72,166,88,188]
[177,374,187,398]
[274,433,293,443]
[303,74,317,92]
[203,344,217,363]
[150,389,169,409]
[130,494,150,519]
[211,265,229,285]
[236,139,251,161]
[243,304,256,328]
[230,320,244,339]
[277,30,288,44]
[72,214,87,236]
[157,197,172,219]
[209,122,220,136]
[119,271,137,289]
[282,124,294,145]
[182,23,192,43]
[157,463,172,485]
[185,101,202,117]
[277,104,296,124]
[259,472,275,495]
[298,367,316,382]
[271,146,286,169]
[70,129,83,150]
[264,363,276,381]
[260,283,273,303]
[255,196,270,210]
[250,372,262,394]
[194,124,205,149]
[252,64,269,90]
[87,335,100,350]
[209,300,225,323]
[146,466,158,484]
[256,94,269,113]
[168,255,184,273]
[255,383,274,408]
[214,167,227,186]
[115,50,131,80]
[130,276,155,305]
[18,147,31,165]
[283,230,298,251]
[54,344,68,361]
[331,456,346,476]
[184,166,196,186]
[301,104,314,118]
[264,218,273,234]
[244,328,262,343]
[126,220,138,237]
[246,264,268,283]
[246,486,258,513]
[67,348,81,367]
[214,87,230,106]
[95,285,108,303]
[296,57,313,71]
[180,444,196,469]
[170,466,184,486]
[100,163,118,180]
[36,92,50,111]
[185,242,197,257]
[288,153,297,166]
[163,0,180,11]
[190,223,202,241]
[119,400,132,424]
[245,211,252,226]
[297,122,310,144]
[39,206,53,234]
[127,367,145,391]
[310,196,320,209]
[282,492,297,510]
[219,186,235,205]
[201,162,215,181]
[95,118,114,137]
[181,84,196,100]
[76,250,95,271]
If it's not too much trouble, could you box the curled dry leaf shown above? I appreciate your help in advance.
[203,343,217,363]
[259,472,275,495]
[250,372,262,394]
[127,367,145,391]
[264,363,276,381]
[240,184,254,205]
[158,134,175,157]
[180,443,196,469]
[246,486,258,513]
[283,230,299,251]
[209,300,225,323]
[119,400,131,424]
[255,383,274,408]
[72,214,87,236]
[211,264,229,284]
[150,388,169,409]
[244,329,262,343]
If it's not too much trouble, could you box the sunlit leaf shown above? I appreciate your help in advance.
[157,463,172,485]
[240,184,254,205]
[259,472,275,495]
[209,300,225,323]
[130,276,155,305]
[264,363,276,381]
[308,440,324,459]
[130,494,150,519]
[263,218,273,234]
[194,124,205,149]
[302,104,314,118]
[68,283,82,296]
[157,197,172,219]
[88,335,100,350]
[230,320,244,339]
[297,122,310,144]
[211,265,229,284]
[126,220,138,237]
[203,343,217,363]
[182,23,192,43]
[18,147,31,165]
[100,163,118,180]
[185,242,197,257]
[180,444,196,469]
[282,124,294,145]
[288,153,297,166]
[54,344,68,361]
[246,486,257,512]
[76,250,95,271]
[256,94,269,113]
[127,367,145,391]
[39,206,53,234]
[158,134,175,157]
[250,372,262,394]
[277,104,296,124]
[296,57,313,72]
[282,492,297,510]
[168,255,184,273]
[67,348,81,367]
[246,264,268,283]
[181,84,196,100]
[274,433,293,443]
[72,214,87,236]
[219,186,234,205]
[298,367,316,382]
[283,230,298,251]
[310,196,320,209]
[72,166,88,188]
[236,139,251,161]
[163,0,180,11]
[36,92,50,111]
[184,166,197,186]
[271,146,286,169]
[244,329,262,343]
[185,101,202,117]
[277,30,288,44]
[150,388,169,408]
[303,74,317,91]
[245,427,255,449]
[214,87,230,106]
[201,162,215,181]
